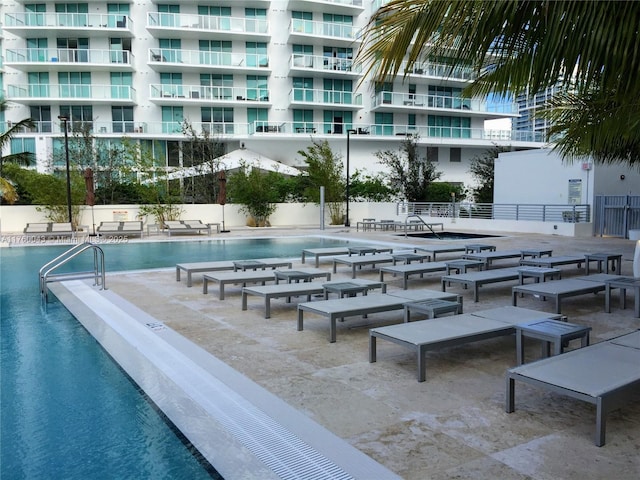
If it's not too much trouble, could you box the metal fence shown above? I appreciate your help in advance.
[593,195,640,238]
[397,202,591,224]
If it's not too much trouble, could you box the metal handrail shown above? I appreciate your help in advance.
[403,214,441,239]
[39,242,106,300]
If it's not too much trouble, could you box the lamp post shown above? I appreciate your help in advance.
[345,128,356,227]
[58,115,73,224]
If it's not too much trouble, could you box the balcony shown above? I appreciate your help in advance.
[371,91,518,118]
[289,19,360,46]
[148,49,270,74]
[3,12,133,37]
[287,0,364,14]
[146,12,269,41]
[290,88,362,109]
[290,54,361,78]
[400,60,476,86]
[6,84,136,105]
[4,48,134,72]
[149,84,271,106]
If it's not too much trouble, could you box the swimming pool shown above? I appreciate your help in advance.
[0,236,347,479]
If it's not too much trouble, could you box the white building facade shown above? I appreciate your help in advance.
[1,0,544,189]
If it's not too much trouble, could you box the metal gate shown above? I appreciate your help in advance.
[593,195,640,238]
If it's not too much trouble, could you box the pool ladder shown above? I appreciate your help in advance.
[39,242,106,302]
[404,214,442,239]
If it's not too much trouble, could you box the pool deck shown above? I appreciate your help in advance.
[54,226,640,479]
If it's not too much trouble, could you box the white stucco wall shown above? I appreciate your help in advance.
[494,148,640,205]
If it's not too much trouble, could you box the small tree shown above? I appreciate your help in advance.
[180,121,226,203]
[297,140,345,224]
[226,163,285,226]
[3,163,85,224]
[375,136,442,202]
[468,145,510,203]
[349,169,395,202]
[0,100,35,204]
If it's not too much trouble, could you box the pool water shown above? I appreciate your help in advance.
[1,236,346,479]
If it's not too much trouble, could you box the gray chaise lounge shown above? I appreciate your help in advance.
[506,330,640,446]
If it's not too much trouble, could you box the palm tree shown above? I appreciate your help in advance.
[0,100,35,203]
[359,0,640,166]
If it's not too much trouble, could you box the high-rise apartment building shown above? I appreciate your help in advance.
[1,0,544,186]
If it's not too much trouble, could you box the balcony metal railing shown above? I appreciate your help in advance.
[4,12,131,30]
[290,88,363,107]
[5,48,132,66]
[290,54,361,74]
[399,202,591,223]
[147,12,268,35]
[290,19,359,41]
[7,84,136,102]
[372,91,517,114]
[148,49,269,69]
[149,84,269,102]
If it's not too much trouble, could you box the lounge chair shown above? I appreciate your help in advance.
[512,277,606,314]
[23,222,51,238]
[462,249,524,269]
[96,221,143,238]
[332,254,395,279]
[519,254,585,270]
[297,290,460,343]
[202,270,278,299]
[50,222,75,237]
[176,258,293,287]
[370,306,562,382]
[379,261,449,289]
[242,278,385,319]
[506,330,640,446]
[182,219,215,235]
[413,245,467,261]
[441,267,521,302]
[301,247,351,267]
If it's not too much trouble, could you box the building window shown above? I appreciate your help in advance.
[60,105,93,130]
[246,75,268,101]
[112,106,134,133]
[292,77,314,102]
[427,147,439,162]
[373,112,393,136]
[201,107,234,135]
[427,115,470,138]
[293,109,314,133]
[450,147,461,162]
[30,105,52,132]
[161,106,183,134]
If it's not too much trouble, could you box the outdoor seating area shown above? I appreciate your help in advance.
[92,230,638,477]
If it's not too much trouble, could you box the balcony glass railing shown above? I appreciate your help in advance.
[149,84,270,102]
[4,119,545,143]
[147,12,268,34]
[148,49,268,68]
[290,19,358,40]
[372,91,517,114]
[7,84,136,101]
[401,60,476,81]
[4,12,130,29]
[290,53,361,73]
[290,88,362,106]
[5,48,132,65]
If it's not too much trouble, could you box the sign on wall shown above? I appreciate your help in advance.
[568,179,582,204]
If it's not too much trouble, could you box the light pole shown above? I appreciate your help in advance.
[345,128,356,227]
[58,115,73,224]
